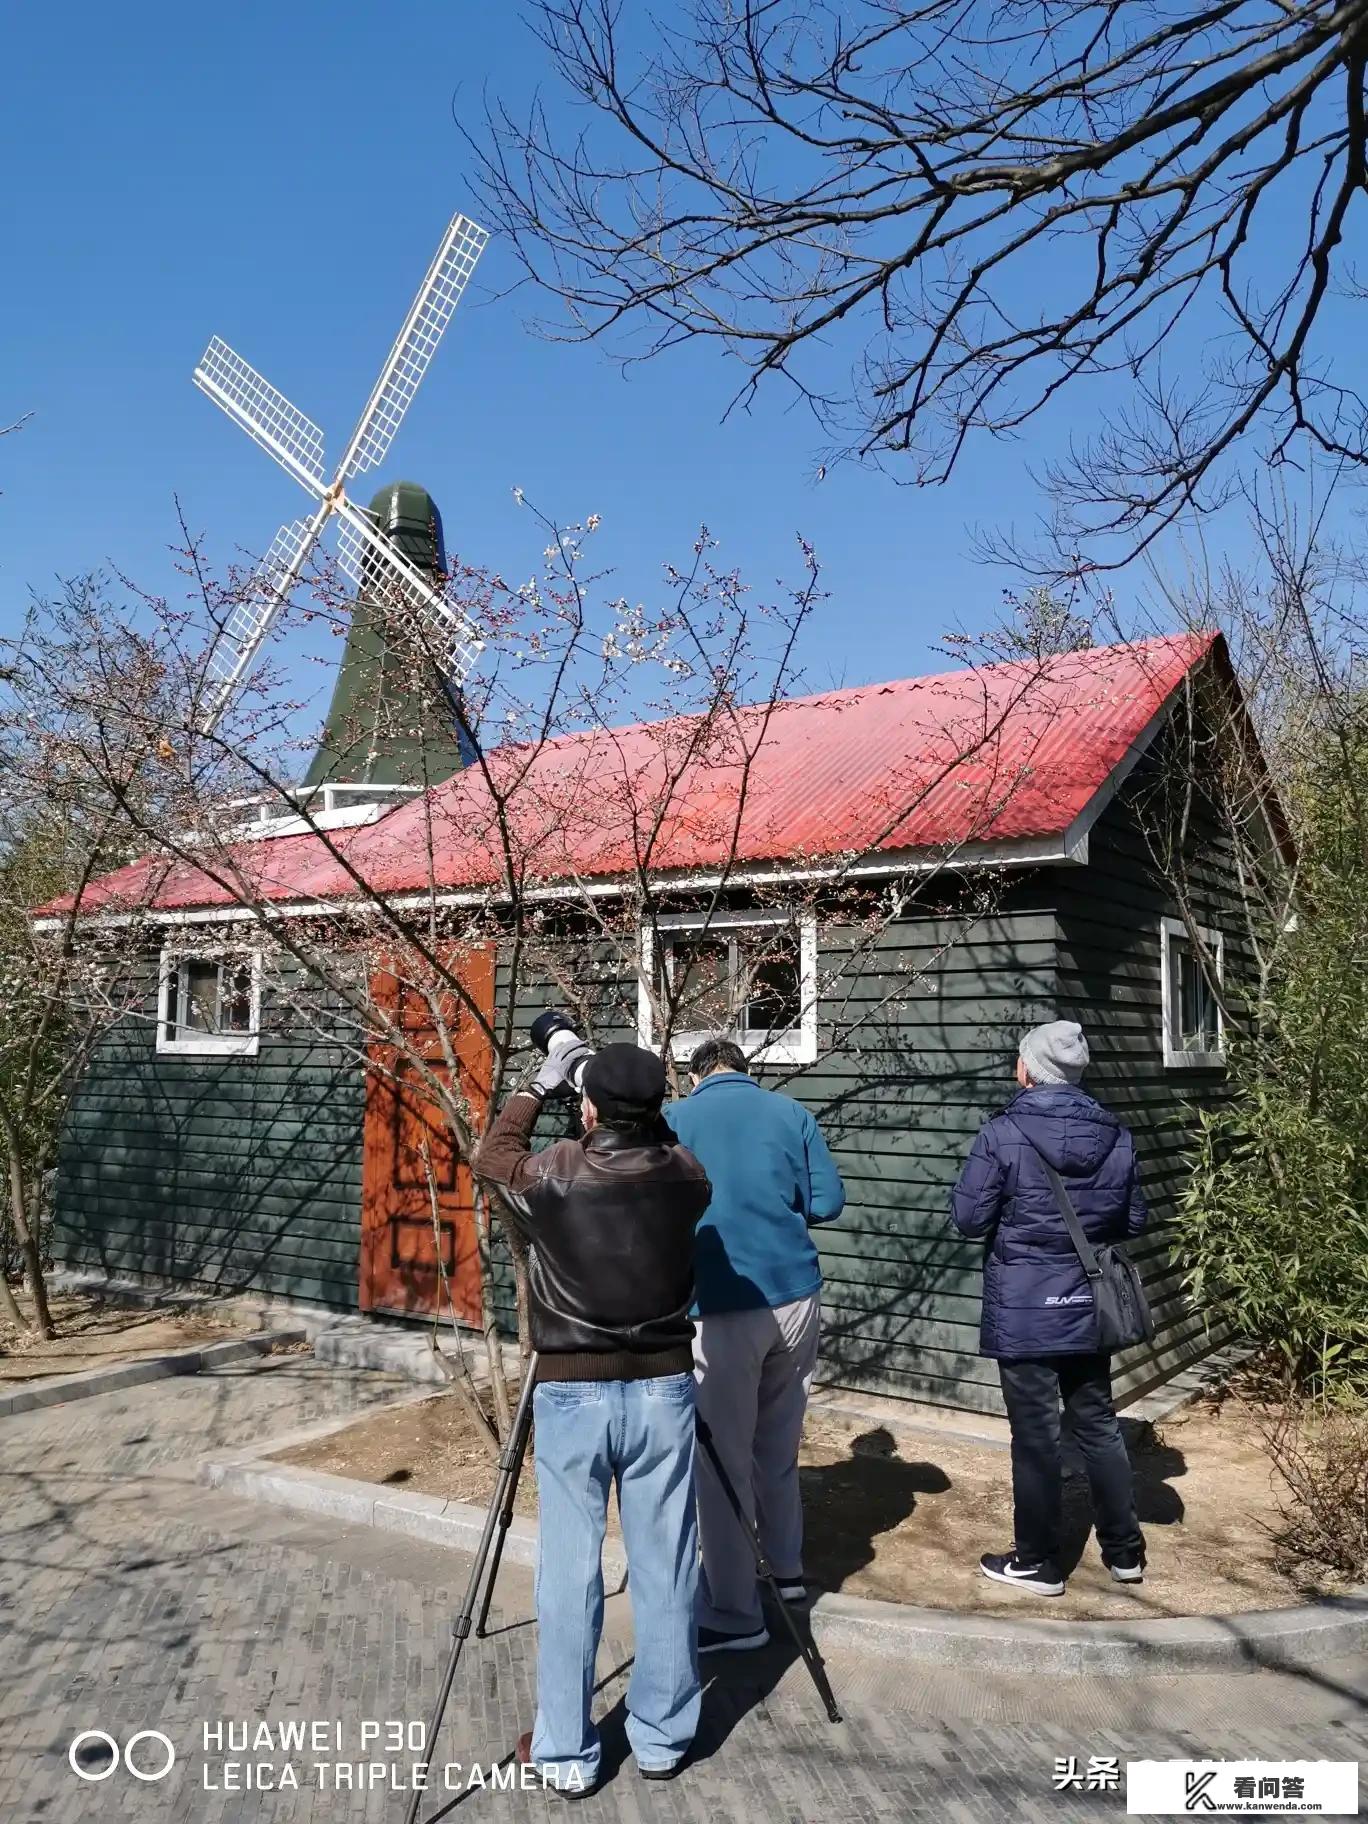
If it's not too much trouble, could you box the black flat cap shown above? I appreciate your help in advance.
[582,1043,668,1120]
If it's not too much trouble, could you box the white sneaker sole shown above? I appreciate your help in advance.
[699,1629,770,1653]
[979,1563,1065,1597]
[775,1583,807,1602]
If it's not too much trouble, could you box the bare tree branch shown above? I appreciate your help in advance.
[469,0,1368,570]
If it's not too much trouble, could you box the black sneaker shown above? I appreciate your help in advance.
[1107,1549,1145,1584]
[775,1580,807,1603]
[978,1550,1065,1596]
[698,1624,770,1653]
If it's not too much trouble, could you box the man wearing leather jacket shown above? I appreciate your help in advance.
[473,1042,711,1795]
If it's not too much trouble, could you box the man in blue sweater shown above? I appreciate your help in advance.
[667,1039,846,1651]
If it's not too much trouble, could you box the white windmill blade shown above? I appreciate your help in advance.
[333,497,482,684]
[198,511,328,733]
[193,337,328,496]
[339,213,489,483]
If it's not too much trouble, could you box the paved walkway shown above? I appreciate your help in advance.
[2,1358,1364,1823]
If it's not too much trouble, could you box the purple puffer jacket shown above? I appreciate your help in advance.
[950,1085,1148,1359]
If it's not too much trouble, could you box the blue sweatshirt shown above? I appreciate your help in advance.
[666,1072,846,1315]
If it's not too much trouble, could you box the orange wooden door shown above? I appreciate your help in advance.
[359,945,495,1322]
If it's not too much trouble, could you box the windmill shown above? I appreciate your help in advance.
[193,212,489,773]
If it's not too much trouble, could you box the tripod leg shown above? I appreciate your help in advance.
[403,1625,468,1824]
[694,1412,842,1725]
[475,1381,534,1638]
[402,1362,540,1824]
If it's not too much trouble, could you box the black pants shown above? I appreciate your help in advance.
[997,1354,1144,1568]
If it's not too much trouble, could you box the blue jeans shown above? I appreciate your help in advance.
[530,1373,701,1786]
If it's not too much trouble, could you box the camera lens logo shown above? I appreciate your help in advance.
[68,1729,176,1783]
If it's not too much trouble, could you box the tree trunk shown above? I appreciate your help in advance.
[0,1238,26,1329]
[4,1143,53,1339]
[512,1244,532,1369]
[425,1336,501,1460]
[421,1148,499,1459]
[471,1182,512,1439]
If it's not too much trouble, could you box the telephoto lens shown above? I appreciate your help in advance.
[529,1010,595,1096]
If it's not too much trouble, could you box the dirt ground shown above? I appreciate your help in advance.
[273,1383,1335,1621]
[0,1291,243,1382]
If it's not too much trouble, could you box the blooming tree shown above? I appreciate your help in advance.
[17,501,1070,1429]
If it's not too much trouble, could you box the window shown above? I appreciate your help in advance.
[1160,918,1224,1069]
[638,911,817,1065]
[157,948,261,1057]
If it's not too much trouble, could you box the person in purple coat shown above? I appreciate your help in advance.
[951,1020,1148,1596]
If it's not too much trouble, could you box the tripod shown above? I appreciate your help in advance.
[403,1356,841,1823]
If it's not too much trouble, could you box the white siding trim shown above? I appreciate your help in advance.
[637,908,819,1067]
[155,944,263,1058]
[1159,916,1226,1070]
[1062,696,1175,859]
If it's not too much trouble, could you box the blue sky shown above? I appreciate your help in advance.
[0,2,1339,739]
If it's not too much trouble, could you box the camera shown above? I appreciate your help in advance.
[529,1010,595,1097]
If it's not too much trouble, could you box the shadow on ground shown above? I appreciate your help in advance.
[589,1598,840,1788]
[800,1425,951,1591]
[1056,1424,1188,1576]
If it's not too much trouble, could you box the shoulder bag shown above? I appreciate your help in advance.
[1006,1119,1154,1353]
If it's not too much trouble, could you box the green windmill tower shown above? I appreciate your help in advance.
[191,212,489,826]
[301,480,471,796]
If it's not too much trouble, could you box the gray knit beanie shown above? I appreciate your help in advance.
[1019,1020,1089,1086]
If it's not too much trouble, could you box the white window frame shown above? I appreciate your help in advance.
[637,909,818,1067]
[156,945,262,1058]
[1159,917,1225,1069]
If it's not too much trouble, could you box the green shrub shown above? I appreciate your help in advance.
[1174,701,1368,1399]
[1178,1089,1368,1395]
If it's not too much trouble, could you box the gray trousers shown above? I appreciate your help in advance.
[692,1294,821,1633]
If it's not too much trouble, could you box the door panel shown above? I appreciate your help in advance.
[359,945,494,1321]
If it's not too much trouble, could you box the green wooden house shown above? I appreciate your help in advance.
[46,630,1283,1413]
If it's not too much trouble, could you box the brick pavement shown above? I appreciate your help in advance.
[1,1357,1364,1824]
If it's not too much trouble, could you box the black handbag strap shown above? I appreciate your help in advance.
[1004,1118,1102,1280]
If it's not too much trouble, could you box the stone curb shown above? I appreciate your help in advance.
[48,1268,522,1380]
[198,1405,1368,1677]
[47,1269,366,1346]
[805,1586,1368,1675]
[311,1324,514,1386]
[201,1391,631,1586]
[0,1329,307,1418]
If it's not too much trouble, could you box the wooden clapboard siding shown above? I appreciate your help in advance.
[1052,720,1244,1404]
[52,959,366,1308]
[787,898,1059,1412]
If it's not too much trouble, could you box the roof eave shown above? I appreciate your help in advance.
[32,830,1087,931]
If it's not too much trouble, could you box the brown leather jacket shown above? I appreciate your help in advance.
[473,1091,711,1382]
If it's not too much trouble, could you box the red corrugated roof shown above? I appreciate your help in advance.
[55,632,1218,917]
